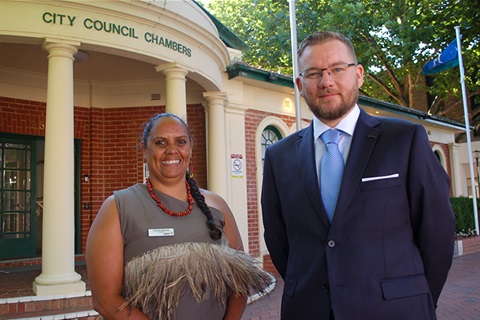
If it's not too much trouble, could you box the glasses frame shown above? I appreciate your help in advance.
[299,63,357,82]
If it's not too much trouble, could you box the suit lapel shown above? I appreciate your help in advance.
[333,110,381,222]
[296,123,330,227]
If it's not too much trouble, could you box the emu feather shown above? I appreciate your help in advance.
[120,242,272,319]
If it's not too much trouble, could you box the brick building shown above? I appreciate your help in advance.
[0,0,466,296]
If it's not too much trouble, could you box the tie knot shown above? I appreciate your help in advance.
[321,129,341,145]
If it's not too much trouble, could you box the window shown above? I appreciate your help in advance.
[261,125,282,161]
[1,142,32,239]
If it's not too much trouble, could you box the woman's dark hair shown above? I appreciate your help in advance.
[187,173,224,240]
[142,112,191,147]
[142,112,223,240]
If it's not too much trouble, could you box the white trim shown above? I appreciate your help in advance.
[255,116,290,258]
[432,143,447,171]
[0,290,92,305]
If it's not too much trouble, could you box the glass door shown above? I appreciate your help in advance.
[0,137,36,258]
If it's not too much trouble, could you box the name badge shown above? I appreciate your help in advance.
[148,228,174,237]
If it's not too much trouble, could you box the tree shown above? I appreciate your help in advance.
[202,0,479,126]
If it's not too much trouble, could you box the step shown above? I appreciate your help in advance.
[0,291,98,320]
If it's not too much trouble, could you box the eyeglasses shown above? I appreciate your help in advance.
[299,63,357,82]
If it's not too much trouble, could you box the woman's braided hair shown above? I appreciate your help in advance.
[142,112,223,240]
[186,173,223,240]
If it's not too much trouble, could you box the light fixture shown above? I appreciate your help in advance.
[74,50,90,63]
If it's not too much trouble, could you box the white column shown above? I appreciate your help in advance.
[156,64,188,121]
[34,39,85,296]
[203,92,228,199]
[450,143,466,197]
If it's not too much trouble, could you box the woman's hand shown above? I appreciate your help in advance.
[86,196,149,320]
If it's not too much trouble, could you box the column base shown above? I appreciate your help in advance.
[33,280,86,296]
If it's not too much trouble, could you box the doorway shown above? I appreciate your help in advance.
[0,134,80,259]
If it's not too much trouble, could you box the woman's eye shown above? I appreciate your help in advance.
[155,140,166,146]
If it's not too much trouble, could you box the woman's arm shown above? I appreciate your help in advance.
[86,195,149,320]
[202,190,244,251]
[223,293,248,320]
[202,190,247,319]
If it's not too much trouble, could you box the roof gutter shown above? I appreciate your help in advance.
[226,62,467,131]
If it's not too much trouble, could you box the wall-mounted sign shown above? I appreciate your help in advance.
[42,11,192,57]
[231,154,243,178]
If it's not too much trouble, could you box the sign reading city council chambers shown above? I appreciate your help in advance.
[42,12,192,58]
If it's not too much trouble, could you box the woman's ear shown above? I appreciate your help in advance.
[138,142,147,161]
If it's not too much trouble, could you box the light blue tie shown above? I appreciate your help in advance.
[320,130,344,222]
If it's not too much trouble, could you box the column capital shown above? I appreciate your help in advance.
[43,37,81,47]
[450,142,460,150]
[157,65,189,82]
[156,62,191,74]
[43,38,80,60]
[203,91,227,104]
[225,103,247,116]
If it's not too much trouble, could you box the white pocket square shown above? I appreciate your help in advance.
[362,173,399,182]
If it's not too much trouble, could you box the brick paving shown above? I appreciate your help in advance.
[242,252,480,320]
[436,252,480,320]
[1,252,479,319]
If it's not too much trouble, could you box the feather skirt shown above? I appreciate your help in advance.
[121,242,272,319]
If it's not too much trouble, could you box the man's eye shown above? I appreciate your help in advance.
[306,72,321,79]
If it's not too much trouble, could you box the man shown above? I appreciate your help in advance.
[261,31,455,320]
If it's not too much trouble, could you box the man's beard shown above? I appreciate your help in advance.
[303,84,359,121]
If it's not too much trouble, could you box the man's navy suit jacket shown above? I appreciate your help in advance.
[261,109,456,320]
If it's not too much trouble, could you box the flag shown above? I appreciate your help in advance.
[422,40,459,75]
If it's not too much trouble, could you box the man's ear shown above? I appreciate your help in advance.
[356,64,365,88]
[295,76,303,94]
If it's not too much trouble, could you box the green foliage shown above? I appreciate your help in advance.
[202,0,479,122]
[450,197,479,234]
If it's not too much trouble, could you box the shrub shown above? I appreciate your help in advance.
[450,197,479,238]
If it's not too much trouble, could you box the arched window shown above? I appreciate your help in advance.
[261,125,282,161]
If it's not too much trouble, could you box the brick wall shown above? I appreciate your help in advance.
[454,236,480,256]
[244,109,299,256]
[0,95,459,261]
[0,97,47,136]
[0,97,207,255]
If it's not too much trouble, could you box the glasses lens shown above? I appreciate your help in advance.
[302,63,354,82]
[328,64,348,76]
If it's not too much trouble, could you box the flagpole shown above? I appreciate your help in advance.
[455,26,480,234]
[288,0,302,131]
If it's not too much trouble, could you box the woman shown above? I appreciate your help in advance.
[86,113,270,320]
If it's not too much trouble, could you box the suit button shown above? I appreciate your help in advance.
[321,283,330,292]
[327,240,335,248]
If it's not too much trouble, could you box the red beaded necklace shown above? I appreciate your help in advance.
[146,178,194,217]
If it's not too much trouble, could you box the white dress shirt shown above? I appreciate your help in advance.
[314,105,360,182]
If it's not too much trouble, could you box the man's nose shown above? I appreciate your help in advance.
[317,72,335,86]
